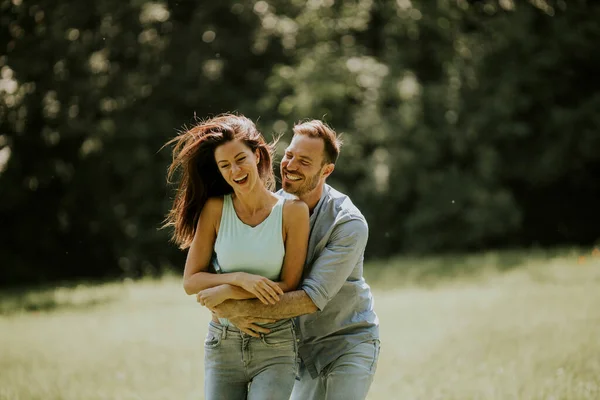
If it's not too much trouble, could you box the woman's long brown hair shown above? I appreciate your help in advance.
[164,114,275,249]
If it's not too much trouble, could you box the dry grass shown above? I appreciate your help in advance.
[1,248,600,399]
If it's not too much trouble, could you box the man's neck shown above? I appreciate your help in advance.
[299,183,326,215]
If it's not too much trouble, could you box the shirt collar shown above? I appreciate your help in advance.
[309,184,329,225]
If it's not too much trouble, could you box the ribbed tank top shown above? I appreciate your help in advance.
[214,194,285,325]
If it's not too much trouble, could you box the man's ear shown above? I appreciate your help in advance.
[322,163,335,179]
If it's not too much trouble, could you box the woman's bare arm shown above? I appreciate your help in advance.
[277,199,309,292]
[182,198,254,295]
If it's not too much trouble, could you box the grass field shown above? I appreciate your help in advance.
[1,248,600,400]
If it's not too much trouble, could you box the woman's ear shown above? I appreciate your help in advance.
[255,149,260,164]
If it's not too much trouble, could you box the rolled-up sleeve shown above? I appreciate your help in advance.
[301,218,368,311]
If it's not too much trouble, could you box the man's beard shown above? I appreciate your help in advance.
[283,168,321,197]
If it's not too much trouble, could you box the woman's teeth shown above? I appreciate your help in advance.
[233,175,248,183]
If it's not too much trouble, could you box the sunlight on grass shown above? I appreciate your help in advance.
[1,249,600,399]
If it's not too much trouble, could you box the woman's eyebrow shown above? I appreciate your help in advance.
[216,152,245,164]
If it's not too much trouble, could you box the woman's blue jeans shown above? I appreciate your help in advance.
[204,319,297,400]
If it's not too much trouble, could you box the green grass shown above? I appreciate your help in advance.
[1,248,600,399]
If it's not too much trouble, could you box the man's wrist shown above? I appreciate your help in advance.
[215,299,238,318]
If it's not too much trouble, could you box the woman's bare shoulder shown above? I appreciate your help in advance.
[205,196,225,209]
[200,196,225,226]
[283,198,309,221]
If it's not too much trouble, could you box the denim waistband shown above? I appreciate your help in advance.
[208,318,294,335]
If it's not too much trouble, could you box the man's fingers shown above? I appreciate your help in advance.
[246,323,270,334]
[239,326,260,338]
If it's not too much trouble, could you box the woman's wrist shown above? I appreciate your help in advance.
[231,272,244,287]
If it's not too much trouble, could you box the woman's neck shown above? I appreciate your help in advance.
[232,186,274,215]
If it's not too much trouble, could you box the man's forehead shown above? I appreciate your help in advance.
[287,135,325,159]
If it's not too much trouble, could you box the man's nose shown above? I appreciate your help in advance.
[285,158,298,170]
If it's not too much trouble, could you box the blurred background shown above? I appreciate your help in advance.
[1,0,599,286]
[2,1,600,399]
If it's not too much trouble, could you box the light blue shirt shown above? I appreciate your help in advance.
[278,184,379,379]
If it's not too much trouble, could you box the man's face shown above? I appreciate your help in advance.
[280,134,328,197]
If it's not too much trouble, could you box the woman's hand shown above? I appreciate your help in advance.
[197,285,232,309]
[235,272,283,305]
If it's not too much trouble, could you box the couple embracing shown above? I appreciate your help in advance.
[165,114,379,400]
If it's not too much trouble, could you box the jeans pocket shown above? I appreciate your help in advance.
[204,332,222,349]
[260,326,295,348]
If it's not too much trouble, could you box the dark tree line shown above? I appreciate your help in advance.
[1,0,599,286]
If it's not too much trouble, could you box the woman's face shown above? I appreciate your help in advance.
[214,139,261,193]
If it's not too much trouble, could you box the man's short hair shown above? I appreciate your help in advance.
[292,120,342,165]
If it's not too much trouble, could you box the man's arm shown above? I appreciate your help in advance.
[208,218,368,319]
[210,289,317,319]
[299,218,368,311]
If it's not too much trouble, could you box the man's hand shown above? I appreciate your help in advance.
[227,316,277,338]
[207,299,239,319]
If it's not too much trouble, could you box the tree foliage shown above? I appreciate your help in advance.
[1,0,598,286]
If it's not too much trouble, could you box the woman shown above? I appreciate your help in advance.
[164,114,309,400]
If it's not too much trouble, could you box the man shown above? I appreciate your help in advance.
[202,120,379,400]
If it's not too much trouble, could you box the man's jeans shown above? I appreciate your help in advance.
[204,319,297,400]
[291,340,380,400]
